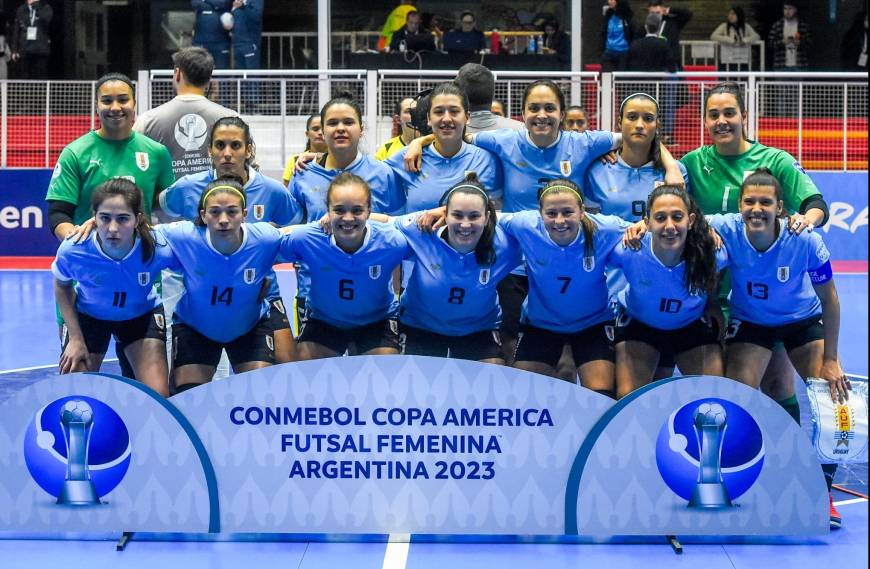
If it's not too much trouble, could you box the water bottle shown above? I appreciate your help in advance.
[399,39,407,53]
[537,34,544,54]
[490,29,501,55]
[528,34,536,54]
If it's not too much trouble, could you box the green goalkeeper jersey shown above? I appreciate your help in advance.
[681,141,821,215]
[46,131,175,224]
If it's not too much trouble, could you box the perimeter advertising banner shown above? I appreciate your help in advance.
[0,356,829,536]
[0,170,866,261]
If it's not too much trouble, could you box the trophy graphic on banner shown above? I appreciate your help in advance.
[688,402,733,508]
[57,400,101,505]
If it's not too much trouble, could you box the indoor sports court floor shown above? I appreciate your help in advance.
[0,267,866,568]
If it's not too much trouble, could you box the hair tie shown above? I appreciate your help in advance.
[202,185,246,207]
[441,184,489,206]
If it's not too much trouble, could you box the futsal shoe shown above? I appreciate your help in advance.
[829,493,842,529]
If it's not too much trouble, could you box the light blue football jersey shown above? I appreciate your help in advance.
[499,210,629,332]
[473,128,614,212]
[386,142,503,212]
[611,233,729,330]
[157,221,282,342]
[289,153,406,300]
[52,232,175,321]
[280,221,410,328]
[708,214,829,326]
[584,156,689,221]
[394,213,521,335]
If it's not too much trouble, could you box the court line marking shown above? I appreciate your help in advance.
[381,533,410,569]
[833,497,868,507]
[0,359,118,376]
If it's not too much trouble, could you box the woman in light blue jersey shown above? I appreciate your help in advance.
[387,82,502,212]
[159,178,284,392]
[281,172,409,361]
[372,174,521,362]
[53,179,172,396]
[290,94,404,337]
[158,116,302,364]
[612,185,727,399]
[710,169,849,401]
[501,180,629,396]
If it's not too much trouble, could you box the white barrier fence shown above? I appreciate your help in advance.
[0,71,865,174]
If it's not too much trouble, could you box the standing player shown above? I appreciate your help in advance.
[374,97,417,161]
[679,81,836,522]
[53,179,173,396]
[158,178,283,391]
[709,169,849,527]
[387,82,502,212]
[611,185,726,399]
[280,173,409,360]
[282,114,327,187]
[502,180,629,396]
[46,73,174,378]
[159,116,302,363]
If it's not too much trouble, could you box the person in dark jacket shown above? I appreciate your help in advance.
[840,9,867,71]
[542,20,570,69]
[601,0,633,72]
[443,11,485,53]
[767,1,812,71]
[626,13,677,73]
[192,0,232,69]
[647,0,692,71]
[10,0,52,79]
[230,0,262,69]
[390,10,436,52]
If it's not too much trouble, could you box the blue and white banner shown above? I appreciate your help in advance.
[0,170,55,256]
[0,357,829,536]
[815,172,868,261]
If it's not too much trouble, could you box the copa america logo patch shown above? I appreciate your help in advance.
[23,396,131,505]
[174,113,209,152]
[656,398,764,508]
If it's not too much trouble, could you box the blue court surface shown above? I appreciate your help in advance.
[0,269,866,568]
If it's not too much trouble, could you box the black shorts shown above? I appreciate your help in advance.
[514,321,615,368]
[62,306,167,355]
[614,312,720,360]
[294,296,309,338]
[400,323,503,361]
[298,317,400,355]
[725,315,824,351]
[267,298,291,332]
[172,317,275,369]
[497,273,528,339]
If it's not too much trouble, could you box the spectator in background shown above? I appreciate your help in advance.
[231,0,263,111]
[375,97,418,161]
[563,105,588,133]
[390,10,436,52]
[647,0,692,70]
[10,0,52,79]
[443,11,486,54]
[626,13,677,73]
[840,8,867,71]
[600,0,634,72]
[767,2,812,71]
[455,63,524,133]
[491,100,507,117]
[542,20,570,68]
[711,6,760,46]
[380,0,417,52]
[191,0,232,69]
[0,16,9,80]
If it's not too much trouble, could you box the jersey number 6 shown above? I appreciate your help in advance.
[339,279,355,300]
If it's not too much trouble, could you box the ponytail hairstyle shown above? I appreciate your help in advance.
[327,171,372,211]
[90,178,155,262]
[209,115,259,171]
[618,92,664,171]
[439,172,498,266]
[645,184,718,295]
[740,167,786,239]
[195,175,247,227]
[704,81,750,142]
[537,178,597,260]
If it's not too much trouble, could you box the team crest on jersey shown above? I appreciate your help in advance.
[582,256,595,272]
[479,268,491,285]
[253,204,265,220]
[792,161,807,175]
[244,268,257,284]
[369,265,382,279]
[154,313,165,330]
[560,160,572,177]
[137,272,150,286]
[777,266,790,282]
[135,152,150,172]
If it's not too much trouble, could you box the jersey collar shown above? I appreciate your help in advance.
[740,216,785,255]
[646,233,685,270]
[525,128,561,150]
[205,223,249,256]
[92,232,141,262]
[210,166,256,189]
[428,141,467,160]
[329,220,373,252]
